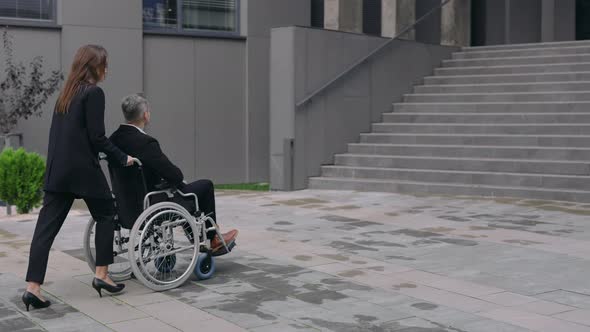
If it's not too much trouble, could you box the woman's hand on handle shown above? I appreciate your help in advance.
[126,156,135,166]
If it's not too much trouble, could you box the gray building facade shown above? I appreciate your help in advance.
[1,0,588,185]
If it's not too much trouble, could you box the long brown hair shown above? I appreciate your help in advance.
[55,45,108,114]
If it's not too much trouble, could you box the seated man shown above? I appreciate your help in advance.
[110,93,237,253]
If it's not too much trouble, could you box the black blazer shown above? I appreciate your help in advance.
[109,125,184,191]
[44,85,128,199]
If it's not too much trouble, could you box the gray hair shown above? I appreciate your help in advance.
[121,93,149,122]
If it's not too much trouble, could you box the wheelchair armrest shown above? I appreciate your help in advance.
[154,181,175,191]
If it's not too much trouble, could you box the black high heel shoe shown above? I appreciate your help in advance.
[91,278,125,298]
[22,291,51,311]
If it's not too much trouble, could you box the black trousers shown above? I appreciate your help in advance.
[26,192,116,284]
[179,179,217,240]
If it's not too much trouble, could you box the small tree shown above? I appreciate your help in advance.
[0,28,62,135]
[0,148,45,214]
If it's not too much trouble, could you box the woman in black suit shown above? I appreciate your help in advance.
[22,45,133,311]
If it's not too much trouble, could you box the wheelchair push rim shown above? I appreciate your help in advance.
[128,202,200,291]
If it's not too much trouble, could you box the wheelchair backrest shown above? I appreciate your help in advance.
[107,162,148,229]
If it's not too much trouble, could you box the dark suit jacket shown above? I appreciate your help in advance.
[109,125,184,191]
[109,125,196,227]
[44,84,127,199]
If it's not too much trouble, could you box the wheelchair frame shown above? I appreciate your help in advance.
[83,156,231,291]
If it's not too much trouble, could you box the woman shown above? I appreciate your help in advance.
[22,45,133,311]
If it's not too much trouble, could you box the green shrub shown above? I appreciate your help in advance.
[0,148,45,214]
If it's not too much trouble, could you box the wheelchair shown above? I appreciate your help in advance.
[82,157,233,291]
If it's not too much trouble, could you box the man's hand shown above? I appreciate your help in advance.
[126,156,136,166]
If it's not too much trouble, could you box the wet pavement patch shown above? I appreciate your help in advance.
[503,239,544,246]
[412,302,439,310]
[294,290,348,304]
[266,227,291,233]
[355,240,406,248]
[319,254,349,261]
[294,255,313,261]
[393,283,417,290]
[338,270,365,278]
[391,229,442,238]
[329,241,378,252]
[437,238,478,246]
[387,255,416,261]
[274,221,294,226]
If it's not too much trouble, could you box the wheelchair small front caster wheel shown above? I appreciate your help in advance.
[194,253,215,280]
[155,254,177,273]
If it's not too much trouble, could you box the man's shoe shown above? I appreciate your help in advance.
[211,229,238,252]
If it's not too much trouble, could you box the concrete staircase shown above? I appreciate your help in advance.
[309,40,590,202]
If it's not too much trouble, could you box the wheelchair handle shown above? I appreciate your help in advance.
[131,158,143,167]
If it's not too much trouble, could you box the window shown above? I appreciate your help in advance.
[362,0,381,36]
[0,0,55,22]
[311,0,324,28]
[143,0,238,34]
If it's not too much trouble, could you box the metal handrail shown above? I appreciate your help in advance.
[295,0,452,108]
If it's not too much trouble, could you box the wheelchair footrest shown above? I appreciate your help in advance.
[212,240,236,257]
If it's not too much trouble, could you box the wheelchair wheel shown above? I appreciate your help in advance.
[128,202,200,291]
[194,253,215,280]
[83,218,133,282]
[155,254,176,273]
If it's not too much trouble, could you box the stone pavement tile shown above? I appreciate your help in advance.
[206,280,264,296]
[318,300,413,324]
[247,321,318,331]
[382,317,443,330]
[458,319,536,332]
[310,263,362,275]
[35,311,110,332]
[394,282,500,314]
[137,300,215,330]
[66,296,149,325]
[114,286,172,307]
[536,290,590,309]
[462,272,557,296]
[108,317,179,332]
[553,309,590,327]
[395,270,504,297]
[512,300,576,316]
[189,316,247,331]
[479,308,590,332]
[479,292,538,307]
[0,316,38,330]
[202,301,280,329]
[43,279,148,325]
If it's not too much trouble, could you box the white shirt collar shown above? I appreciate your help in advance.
[122,123,146,135]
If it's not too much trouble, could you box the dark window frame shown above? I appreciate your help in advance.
[143,0,241,38]
[0,0,58,28]
[362,0,381,36]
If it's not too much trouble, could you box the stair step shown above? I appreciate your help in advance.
[436,62,590,76]
[393,102,590,113]
[462,40,590,52]
[372,123,590,135]
[320,166,590,190]
[424,71,590,85]
[383,112,590,123]
[453,45,590,60]
[308,177,590,202]
[348,143,590,160]
[414,81,590,93]
[404,91,590,103]
[359,133,590,147]
[334,154,590,175]
[443,54,590,68]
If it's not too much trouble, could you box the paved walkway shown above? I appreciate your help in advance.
[1,190,590,332]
